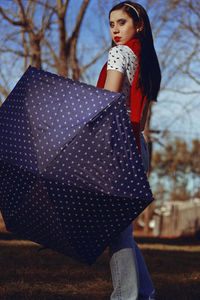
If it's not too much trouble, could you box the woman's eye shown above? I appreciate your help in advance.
[109,22,114,28]
[119,19,126,25]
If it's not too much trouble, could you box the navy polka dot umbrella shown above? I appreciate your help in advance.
[0,66,154,265]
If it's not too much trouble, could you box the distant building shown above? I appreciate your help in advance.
[152,198,200,238]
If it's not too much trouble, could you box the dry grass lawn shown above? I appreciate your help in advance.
[0,234,200,300]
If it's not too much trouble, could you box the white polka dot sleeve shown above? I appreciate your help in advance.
[107,46,126,74]
[107,46,138,86]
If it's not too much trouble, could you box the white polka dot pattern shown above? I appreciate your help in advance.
[0,66,154,265]
[107,45,137,103]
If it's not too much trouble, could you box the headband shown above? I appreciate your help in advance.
[124,3,140,19]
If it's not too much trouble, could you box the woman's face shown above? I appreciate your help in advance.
[109,9,137,45]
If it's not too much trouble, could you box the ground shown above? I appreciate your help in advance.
[0,233,200,299]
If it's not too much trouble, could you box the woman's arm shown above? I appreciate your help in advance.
[104,69,150,132]
[104,70,124,93]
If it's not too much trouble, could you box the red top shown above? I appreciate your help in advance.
[97,39,146,153]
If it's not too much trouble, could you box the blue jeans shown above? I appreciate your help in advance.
[109,134,155,300]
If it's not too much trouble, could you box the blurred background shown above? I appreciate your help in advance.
[0,0,200,239]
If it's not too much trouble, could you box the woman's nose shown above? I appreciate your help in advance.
[113,26,119,34]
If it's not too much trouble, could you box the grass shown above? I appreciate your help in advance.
[0,235,200,300]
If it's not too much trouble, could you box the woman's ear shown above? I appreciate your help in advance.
[136,20,144,32]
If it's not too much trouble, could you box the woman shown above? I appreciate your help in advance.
[97,2,161,299]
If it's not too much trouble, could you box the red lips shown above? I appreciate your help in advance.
[114,36,121,42]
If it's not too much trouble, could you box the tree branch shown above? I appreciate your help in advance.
[72,0,90,39]
[16,0,26,21]
[164,88,200,95]
[43,37,59,67]
[0,6,26,26]
[70,0,91,79]
[80,46,110,74]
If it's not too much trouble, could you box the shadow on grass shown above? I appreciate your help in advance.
[0,242,111,300]
[135,234,200,246]
[0,234,200,299]
[1,231,200,245]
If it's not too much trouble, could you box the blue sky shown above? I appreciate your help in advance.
[1,0,199,202]
[1,0,200,147]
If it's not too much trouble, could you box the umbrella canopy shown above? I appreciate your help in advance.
[0,66,154,265]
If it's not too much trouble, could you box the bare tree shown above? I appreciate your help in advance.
[0,0,199,155]
[1,0,199,236]
[0,0,110,100]
[151,0,200,143]
[174,0,200,88]
[0,0,93,76]
[133,0,200,234]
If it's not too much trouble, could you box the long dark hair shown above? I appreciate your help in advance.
[109,1,161,101]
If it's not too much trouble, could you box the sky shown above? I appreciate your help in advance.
[0,0,199,203]
[0,0,200,148]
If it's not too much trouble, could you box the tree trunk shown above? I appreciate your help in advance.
[29,32,42,69]
[57,0,69,77]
